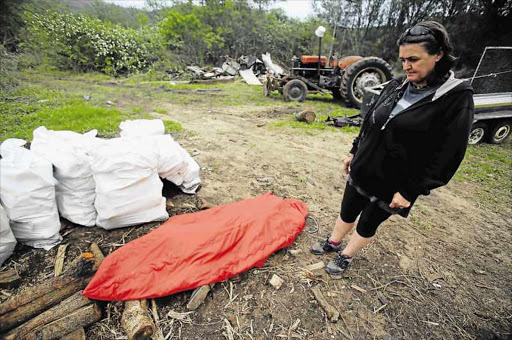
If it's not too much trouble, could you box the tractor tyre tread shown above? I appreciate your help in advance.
[340,57,393,108]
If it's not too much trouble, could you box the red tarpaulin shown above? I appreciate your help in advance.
[83,193,308,301]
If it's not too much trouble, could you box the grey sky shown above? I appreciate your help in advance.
[103,0,314,20]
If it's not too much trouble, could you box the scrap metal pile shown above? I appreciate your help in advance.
[186,53,285,86]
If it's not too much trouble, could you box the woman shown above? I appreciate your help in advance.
[311,21,474,278]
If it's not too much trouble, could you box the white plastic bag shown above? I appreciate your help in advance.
[0,204,17,267]
[31,127,98,226]
[90,137,168,229]
[0,139,62,250]
[119,119,165,137]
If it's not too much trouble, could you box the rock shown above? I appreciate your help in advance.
[256,176,275,184]
[269,274,284,290]
[83,95,91,100]
[306,177,316,185]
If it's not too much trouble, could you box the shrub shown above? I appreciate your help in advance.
[23,10,156,75]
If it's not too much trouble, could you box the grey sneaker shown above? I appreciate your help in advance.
[310,238,342,255]
[325,253,353,278]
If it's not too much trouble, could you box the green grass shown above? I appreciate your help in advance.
[1,71,183,141]
[1,99,125,140]
[453,141,512,206]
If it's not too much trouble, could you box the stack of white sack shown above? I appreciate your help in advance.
[31,127,98,226]
[0,139,62,250]
[89,137,169,230]
[119,119,201,194]
[119,119,165,137]
[0,204,17,266]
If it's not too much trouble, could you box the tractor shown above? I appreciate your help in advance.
[264,26,393,109]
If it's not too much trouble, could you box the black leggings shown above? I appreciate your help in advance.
[340,183,391,238]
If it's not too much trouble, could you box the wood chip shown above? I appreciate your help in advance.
[305,262,324,271]
[187,284,212,310]
[269,274,284,290]
[288,249,302,256]
[54,244,68,277]
[350,284,367,294]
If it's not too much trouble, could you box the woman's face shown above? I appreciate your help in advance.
[399,43,443,86]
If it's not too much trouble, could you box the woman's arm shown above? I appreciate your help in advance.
[398,90,475,202]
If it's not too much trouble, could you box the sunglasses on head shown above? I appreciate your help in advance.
[404,25,434,37]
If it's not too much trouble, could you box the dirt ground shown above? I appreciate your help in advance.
[1,78,511,340]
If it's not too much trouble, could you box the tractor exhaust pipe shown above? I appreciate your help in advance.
[315,26,326,77]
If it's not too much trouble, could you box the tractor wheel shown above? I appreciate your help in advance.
[283,79,308,102]
[488,120,511,144]
[340,57,393,109]
[468,122,487,145]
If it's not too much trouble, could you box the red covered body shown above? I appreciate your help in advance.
[83,193,308,301]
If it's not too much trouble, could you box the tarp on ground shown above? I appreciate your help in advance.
[83,193,308,301]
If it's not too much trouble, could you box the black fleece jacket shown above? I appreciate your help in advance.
[349,74,474,216]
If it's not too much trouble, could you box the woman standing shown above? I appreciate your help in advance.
[311,21,474,278]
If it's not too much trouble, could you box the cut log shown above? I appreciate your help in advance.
[59,327,85,340]
[311,286,339,322]
[54,244,69,277]
[25,303,101,340]
[3,290,91,340]
[295,111,316,124]
[0,275,89,333]
[0,269,21,289]
[121,300,154,340]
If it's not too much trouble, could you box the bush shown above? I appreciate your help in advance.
[23,10,156,76]
[0,44,20,92]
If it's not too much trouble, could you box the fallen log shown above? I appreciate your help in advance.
[295,111,316,124]
[0,270,20,289]
[311,286,339,322]
[25,303,101,340]
[59,327,85,340]
[121,300,154,340]
[3,290,91,340]
[0,275,90,332]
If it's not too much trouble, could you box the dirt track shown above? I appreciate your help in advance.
[2,78,511,340]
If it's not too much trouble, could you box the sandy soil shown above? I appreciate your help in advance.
[1,80,511,340]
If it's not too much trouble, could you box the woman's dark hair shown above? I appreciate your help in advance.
[397,21,457,83]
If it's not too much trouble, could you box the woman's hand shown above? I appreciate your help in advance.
[389,192,411,209]
[342,154,354,175]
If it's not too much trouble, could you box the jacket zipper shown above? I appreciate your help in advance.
[380,99,433,130]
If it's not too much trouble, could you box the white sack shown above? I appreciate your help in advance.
[0,204,17,267]
[149,135,201,194]
[31,127,98,226]
[0,139,62,250]
[90,137,168,230]
[119,119,165,137]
